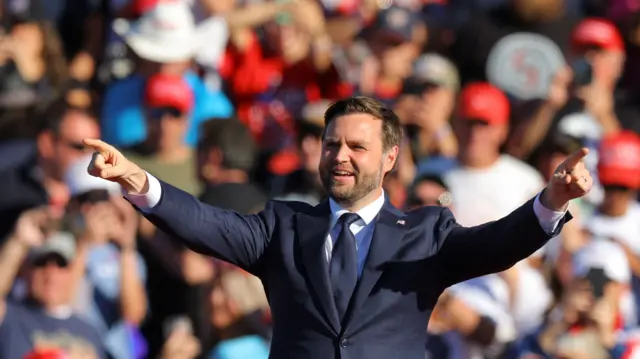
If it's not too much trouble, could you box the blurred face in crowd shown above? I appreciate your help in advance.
[270,23,312,64]
[298,122,324,174]
[28,255,74,308]
[38,110,100,179]
[600,186,637,216]
[406,178,450,210]
[9,21,45,56]
[209,284,239,330]
[136,58,192,78]
[320,114,398,206]
[370,34,418,80]
[565,274,625,322]
[454,119,507,166]
[146,107,189,152]
[585,49,625,88]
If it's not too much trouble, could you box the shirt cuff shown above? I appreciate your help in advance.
[533,192,567,235]
[121,172,162,213]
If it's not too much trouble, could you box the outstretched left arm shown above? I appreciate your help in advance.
[435,193,571,286]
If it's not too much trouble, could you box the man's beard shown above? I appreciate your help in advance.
[320,164,383,206]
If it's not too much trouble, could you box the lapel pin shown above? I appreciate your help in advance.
[396,220,405,225]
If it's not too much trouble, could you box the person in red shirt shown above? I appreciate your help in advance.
[219,0,350,152]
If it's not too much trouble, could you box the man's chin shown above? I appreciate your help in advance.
[329,187,355,202]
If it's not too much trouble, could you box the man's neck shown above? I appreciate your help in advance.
[155,145,192,164]
[598,200,631,217]
[36,160,66,197]
[334,187,384,213]
[460,153,501,169]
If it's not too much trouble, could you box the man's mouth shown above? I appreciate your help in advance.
[331,169,355,178]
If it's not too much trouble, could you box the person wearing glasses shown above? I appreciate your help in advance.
[121,73,200,196]
[0,100,100,241]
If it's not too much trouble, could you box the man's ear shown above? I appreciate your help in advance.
[36,130,55,160]
[383,145,400,174]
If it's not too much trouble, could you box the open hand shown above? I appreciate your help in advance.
[541,148,593,211]
[83,139,147,194]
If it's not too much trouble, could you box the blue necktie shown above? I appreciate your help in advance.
[330,213,360,321]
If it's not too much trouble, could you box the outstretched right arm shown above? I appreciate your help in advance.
[83,138,275,273]
[126,173,275,273]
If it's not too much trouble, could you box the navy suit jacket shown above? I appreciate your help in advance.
[140,180,570,359]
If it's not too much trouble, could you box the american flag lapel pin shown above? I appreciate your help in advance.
[396,220,405,225]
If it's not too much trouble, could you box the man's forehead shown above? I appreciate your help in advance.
[59,112,98,133]
[325,113,383,133]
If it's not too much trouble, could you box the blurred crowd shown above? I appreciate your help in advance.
[0,0,640,358]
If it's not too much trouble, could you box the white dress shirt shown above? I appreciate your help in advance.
[126,173,567,261]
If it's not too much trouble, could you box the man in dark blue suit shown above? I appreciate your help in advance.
[84,96,593,359]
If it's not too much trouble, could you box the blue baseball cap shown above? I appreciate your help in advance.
[371,6,420,43]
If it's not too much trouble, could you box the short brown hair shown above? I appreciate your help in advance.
[323,96,403,151]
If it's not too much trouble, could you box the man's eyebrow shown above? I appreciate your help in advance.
[346,140,369,147]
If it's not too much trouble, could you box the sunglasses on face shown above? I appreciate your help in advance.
[149,107,184,120]
[32,254,69,268]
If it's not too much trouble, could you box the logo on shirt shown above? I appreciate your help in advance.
[32,330,99,359]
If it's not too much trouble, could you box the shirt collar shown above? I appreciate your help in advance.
[329,190,386,228]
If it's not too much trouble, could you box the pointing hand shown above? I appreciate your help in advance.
[83,138,148,194]
[542,147,593,211]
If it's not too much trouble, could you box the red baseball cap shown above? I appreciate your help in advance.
[458,82,510,125]
[598,131,640,189]
[571,18,624,52]
[145,73,194,113]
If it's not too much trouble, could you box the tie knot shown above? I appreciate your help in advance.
[339,213,361,226]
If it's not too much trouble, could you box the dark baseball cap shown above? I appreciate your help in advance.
[370,6,420,43]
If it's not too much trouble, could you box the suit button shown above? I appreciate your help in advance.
[340,338,348,348]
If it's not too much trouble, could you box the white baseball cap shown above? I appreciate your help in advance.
[573,239,631,283]
[31,231,76,264]
[113,1,198,63]
[64,153,121,197]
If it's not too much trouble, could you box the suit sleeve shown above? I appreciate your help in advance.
[133,179,276,274]
[433,196,571,286]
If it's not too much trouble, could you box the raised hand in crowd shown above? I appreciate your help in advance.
[10,206,60,248]
[546,66,572,110]
[576,82,621,134]
[108,195,139,251]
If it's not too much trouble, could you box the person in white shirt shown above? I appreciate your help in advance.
[445,82,552,337]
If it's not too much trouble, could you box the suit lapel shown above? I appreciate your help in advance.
[296,201,341,334]
[343,201,407,330]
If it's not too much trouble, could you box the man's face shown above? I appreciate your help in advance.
[52,112,100,177]
[146,107,189,151]
[591,50,625,86]
[370,34,416,79]
[319,113,397,205]
[454,119,507,164]
[29,255,73,307]
[408,179,448,209]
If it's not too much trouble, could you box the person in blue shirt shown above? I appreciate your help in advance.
[100,1,233,148]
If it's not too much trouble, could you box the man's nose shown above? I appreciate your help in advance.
[335,144,351,162]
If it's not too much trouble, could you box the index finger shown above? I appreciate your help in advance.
[82,138,111,154]
[563,147,589,170]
